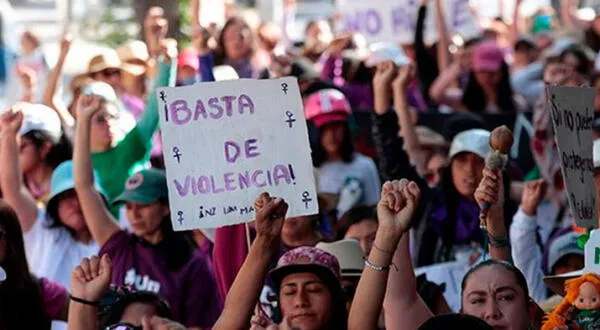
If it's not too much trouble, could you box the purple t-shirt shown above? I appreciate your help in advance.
[99,231,223,328]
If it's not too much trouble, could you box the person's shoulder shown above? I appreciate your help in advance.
[352,153,377,167]
[99,230,133,253]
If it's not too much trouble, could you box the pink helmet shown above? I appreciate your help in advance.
[304,89,351,128]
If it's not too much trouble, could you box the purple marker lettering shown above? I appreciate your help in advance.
[266,169,273,186]
[221,95,237,117]
[239,171,250,189]
[194,100,208,120]
[365,9,382,35]
[210,175,225,193]
[198,176,210,194]
[273,164,292,185]
[191,176,198,195]
[224,172,236,191]
[238,94,255,114]
[245,138,260,158]
[224,141,241,163]
[251,170,266,187]
[173,177,191,196]
[208,97,224,119]
[345,12,361,32]
[170,100,192,125]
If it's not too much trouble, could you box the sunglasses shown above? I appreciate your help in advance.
[105,323,142,330]
[101,69,121,77]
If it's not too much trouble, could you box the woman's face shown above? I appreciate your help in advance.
[462,265,531,330]
[320,122,346,158]
[344,219,377,256]
[451,152,484,200]
[306,20,333,46]
[126,202,169,240]
[425,153,447,187]
[56,190,87,233]
[279,272,332,330]
[474,70,501,90]
[89,103,119,152]
[19,136,47,174]
[119,302,158,327]
[223,22,252,62]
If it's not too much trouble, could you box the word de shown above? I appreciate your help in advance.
[166,94,255,125]
[173,164,297,196]
[225,138,260,163]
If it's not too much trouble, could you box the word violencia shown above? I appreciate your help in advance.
[173,164,297,196]
[164,94,255,125]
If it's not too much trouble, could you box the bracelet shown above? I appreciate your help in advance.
[487,233,510,248]
[363,257,397,272]
[372,242,396,254]
[69,294,99,306]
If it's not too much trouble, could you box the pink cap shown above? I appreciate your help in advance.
[304,89,351,128]
[269,246,342,288]
[178,48,199,71]
[472,41,504,72]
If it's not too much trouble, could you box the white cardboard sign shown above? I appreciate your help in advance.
[415,260,469,312]
[336,0,480,44]
[548,86,597,229]
[156,77,318,230]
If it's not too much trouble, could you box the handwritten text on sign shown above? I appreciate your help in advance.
[548,86,597,228]
[336,0,479,44]
[157,78,318,230]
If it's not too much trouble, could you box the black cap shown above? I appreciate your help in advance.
[442,112,486,141]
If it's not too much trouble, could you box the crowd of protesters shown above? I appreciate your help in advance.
[2,0,600,329]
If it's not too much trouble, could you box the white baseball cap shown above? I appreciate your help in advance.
[547,232,584,274]
[19,103,62,143]
[448,129,491,160]
[364,42,411,68]
[593,139,600,168]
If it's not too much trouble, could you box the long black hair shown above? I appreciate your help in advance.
[311,122,355,167]
[462,62,516,113]
[154,199,197,271]
[461,259,529,305]
[22,130,73,170]
[0,200,50,330]
[101,290,171,328]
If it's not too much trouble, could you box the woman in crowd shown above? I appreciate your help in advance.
[80,38,176,217]
[349,174,539,330]
[0,106,103,289]
[214,193,348,330]
[0,200,69,330]
[73,94,222,328]
[15,103,72,203]
[336,206,377,256]
[67,255,186,330]
[429,40,525,113]
[372,61,516,266]
[306,88,381,216]
[214,17,260,78]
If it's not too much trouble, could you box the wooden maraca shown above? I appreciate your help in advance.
[480,125,514,230]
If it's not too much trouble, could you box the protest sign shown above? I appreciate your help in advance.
[415,260,469,312]
[548,86,597,229]
[336,0,479,44]
[156,77,318,230]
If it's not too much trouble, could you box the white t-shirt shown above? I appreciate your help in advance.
[316,153,381,206]
[24,209,99,289]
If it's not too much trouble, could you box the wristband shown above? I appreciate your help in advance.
[487,233,510,248]
[69,294,99,306]
[363,257,397,272]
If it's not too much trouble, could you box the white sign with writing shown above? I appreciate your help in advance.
[415,260,469,312]
[336,0,479,44]
[156,77,318,230]
[548,86,597,229]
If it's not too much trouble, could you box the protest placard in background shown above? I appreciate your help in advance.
[336,0,480,44]
[548,86,597,229]
[156,77,318,230]
[415,260,469,312]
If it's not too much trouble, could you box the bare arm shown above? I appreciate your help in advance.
[68,255,112,330]
[190,0,200,27]
[0,107,38,232]
[475,168,510,261]
[42,34,75,128]
[561,0,589,28]
[509,0,522,47]
[428,62,467,111]
[213,194,288,330]
[434,0,450,72]
[349,180,422,330]
[73,95,120,247]
[383,234,433,330]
